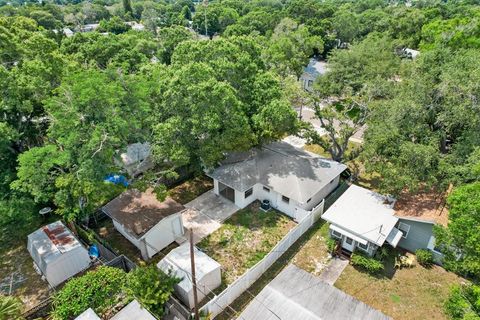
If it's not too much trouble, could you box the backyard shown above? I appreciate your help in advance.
[0,213,52,311]
[197,201,297,285]
[93,175,214,265]
[335,251,463,320]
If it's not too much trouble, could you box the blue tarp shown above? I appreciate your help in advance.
[89,244,99,259]
[104,174,129,187]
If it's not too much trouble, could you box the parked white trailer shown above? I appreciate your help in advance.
[27,221,91,287]
[157,244,221,309]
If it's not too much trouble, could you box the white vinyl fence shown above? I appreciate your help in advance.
[200,200,325,318]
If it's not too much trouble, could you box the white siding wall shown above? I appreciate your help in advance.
[47,246,90,287]
[144,214,184,258]
[113,220,148,259]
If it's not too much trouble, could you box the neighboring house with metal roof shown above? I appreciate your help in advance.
[27,221,91,287]
[239,264,391,320]
[300,58,328,91]
[102,189,186,260]
[321,184,403,256]
[206,141,347,222]
[157,244,221,309]
[322,184,446,260]
[75,300,157,320]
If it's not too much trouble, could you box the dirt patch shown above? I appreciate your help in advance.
[197,202,296,285]
[290,222,331,276]
[0,222,51,311]
[394,189,449,226]
[168,175,213,205]
[335,251,463,320]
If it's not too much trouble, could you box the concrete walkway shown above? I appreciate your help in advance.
[182,190,239,243]
[317,256,349,285]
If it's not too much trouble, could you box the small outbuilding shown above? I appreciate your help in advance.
[27,221,91,287]
[157,244,221,309]
[114,142,154,177]
[75,300,157,320]
[111,299,157,320]
[102,189,186,260]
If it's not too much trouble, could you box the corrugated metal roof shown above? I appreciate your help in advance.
[27,221,83,272]
[322,185,398,246]
[239,264,391,320]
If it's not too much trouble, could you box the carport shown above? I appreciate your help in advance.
[218,182,235,203]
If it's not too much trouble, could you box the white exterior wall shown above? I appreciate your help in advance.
[330,228,377,256]
[212,178,339,222]
[113,220,148,259]
[46,246,90,287]
[301,176,340,211]
[114,215,184,260]
[144,213,184,259]
[183,265,222,309]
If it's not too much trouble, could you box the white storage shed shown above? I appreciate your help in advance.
[157,244,221,309]
[27,221,91,287]
[103,189,186,260]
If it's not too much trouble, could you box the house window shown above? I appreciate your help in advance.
[244,188,253,199]
[263,186,270,192]
[308,80,313,87]
[332,230,342,239]
[345,237,353,245]
[357,242,369,251]
[282,196,290,204]
[398,222,410,238]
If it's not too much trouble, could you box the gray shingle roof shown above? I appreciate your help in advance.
[240,264,391,320]
[207,141,347,204]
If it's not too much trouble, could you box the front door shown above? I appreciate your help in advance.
[342,236,355,252]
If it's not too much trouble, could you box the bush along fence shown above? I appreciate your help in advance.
[199,199,325,318]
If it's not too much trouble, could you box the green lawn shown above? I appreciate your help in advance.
[335,250,463,320]
[197,202,296,285]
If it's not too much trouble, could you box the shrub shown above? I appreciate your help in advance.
[0,295,24,320]
[444,284,480,320]
[416,249,434,268]
[350,252,384,274]
[126,265,180,317]
[51,266,127,319]
[326,238,337,254]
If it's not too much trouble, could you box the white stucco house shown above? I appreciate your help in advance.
[321,184,403,256]
[206,141,347,222]
[102,189,186,260]
[300,58,328,91]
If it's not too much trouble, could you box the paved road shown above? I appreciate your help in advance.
[297,106,365,144]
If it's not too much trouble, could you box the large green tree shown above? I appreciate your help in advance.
[363,47,480,194]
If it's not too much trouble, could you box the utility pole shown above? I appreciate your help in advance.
[190,228,200,320]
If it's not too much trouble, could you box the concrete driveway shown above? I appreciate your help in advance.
[182,190,239,243]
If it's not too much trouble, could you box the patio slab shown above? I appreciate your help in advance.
[182,190,239,243]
